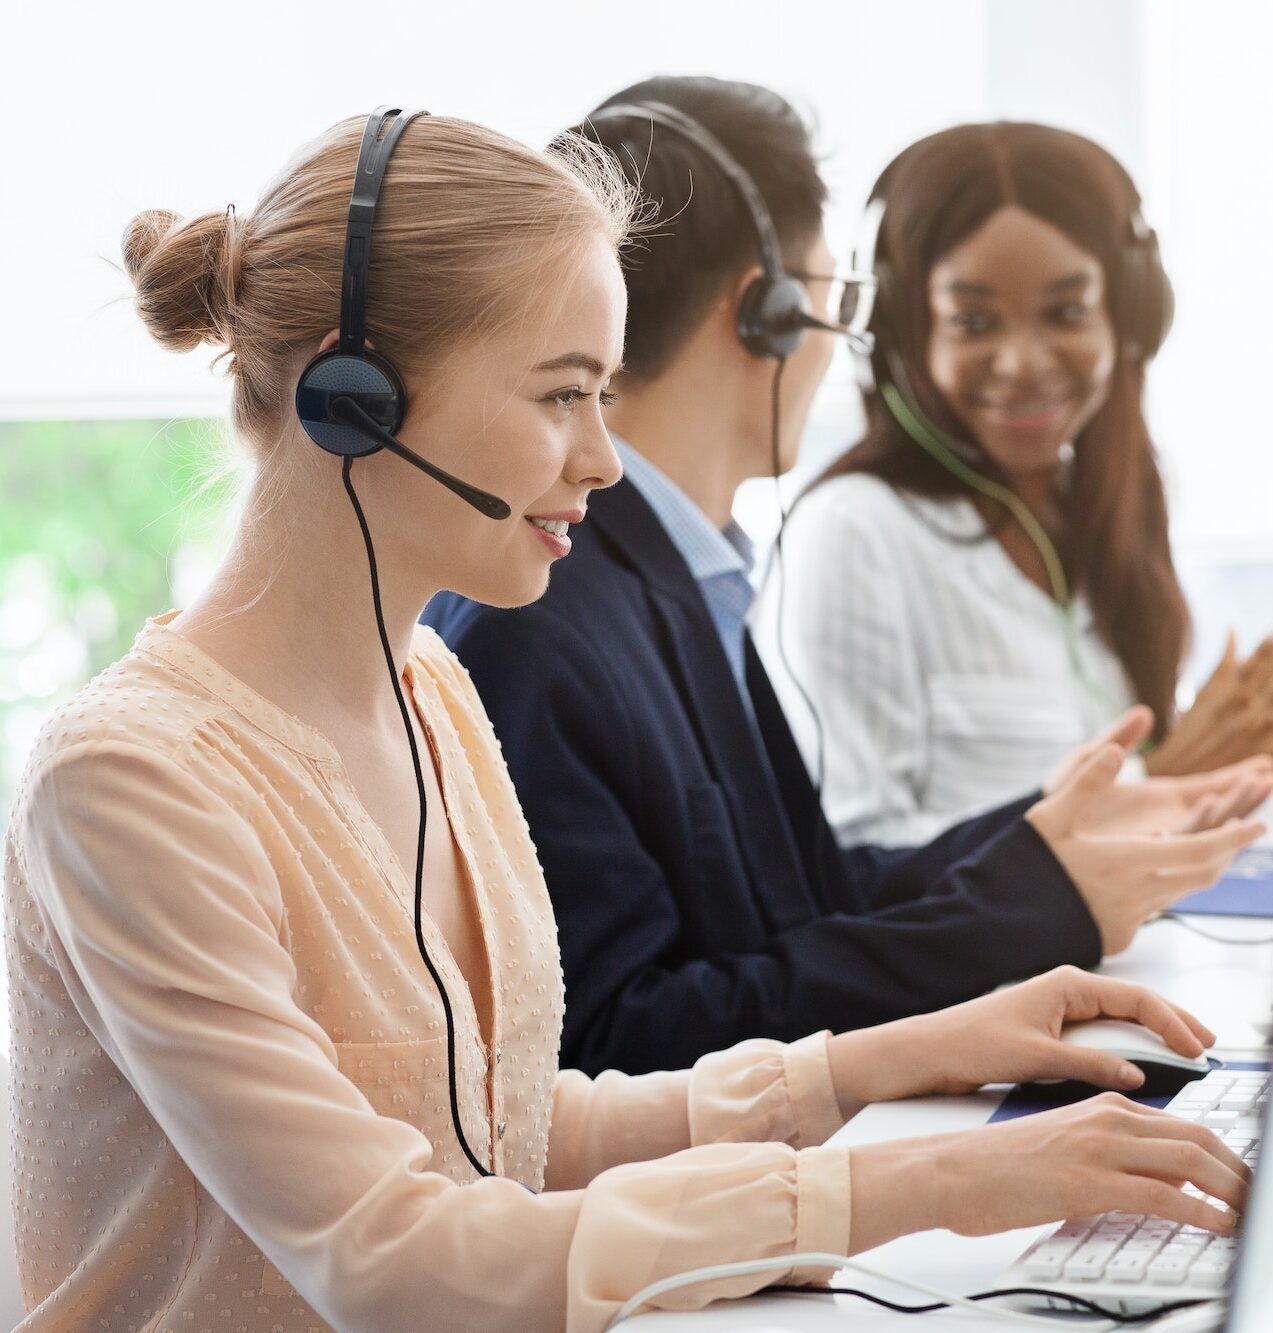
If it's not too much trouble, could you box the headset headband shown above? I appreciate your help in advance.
[584,101,784,280]
[339,106,428,355]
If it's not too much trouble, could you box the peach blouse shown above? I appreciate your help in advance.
[3,615,856,1332]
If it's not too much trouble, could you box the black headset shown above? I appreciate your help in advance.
[295,107,512,521]
[294,106,513,1183]
[580,100,839,360]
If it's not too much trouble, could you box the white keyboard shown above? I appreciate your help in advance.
[1001,1069,1265,1315]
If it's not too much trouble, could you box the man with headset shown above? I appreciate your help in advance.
[424,76,1267,1077]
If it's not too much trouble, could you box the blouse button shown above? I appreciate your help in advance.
[497,1120,507,1140]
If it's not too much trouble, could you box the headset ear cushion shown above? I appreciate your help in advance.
[295,348,408,455]
[1117,232,1174,362]
[737,275,810,359]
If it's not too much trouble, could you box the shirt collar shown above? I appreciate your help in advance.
[613,436,754,585]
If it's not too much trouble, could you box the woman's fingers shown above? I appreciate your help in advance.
[1118,1177,1240,1234]
[1034,1039,1144,1090]
[1054,968,1214,1048]
[1093,1105,1249,1229]
[1116,1135,1249,1214]
[1121,1106,1251,1180]
[1066,976,1211,1055]
[1239,631,1273,689]
[929,1096,1249,1241]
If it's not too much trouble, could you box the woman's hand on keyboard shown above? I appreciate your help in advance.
[827,965,1214,1103]
[1026,743,1267,953]
[846,1094,1250,1254]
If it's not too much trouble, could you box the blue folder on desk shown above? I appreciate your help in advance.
[1172,846,1273,917]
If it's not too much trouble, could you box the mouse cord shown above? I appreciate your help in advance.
[602,1251,1205,1328]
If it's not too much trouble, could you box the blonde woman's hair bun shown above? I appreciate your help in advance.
[122,206,241,353]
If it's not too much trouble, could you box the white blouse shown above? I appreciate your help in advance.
[753,472,1135,848]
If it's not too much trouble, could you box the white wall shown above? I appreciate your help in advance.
[1142,0,1273,553]
[1,0,989,418]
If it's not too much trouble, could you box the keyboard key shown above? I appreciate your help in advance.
[1106,1250,1152,1281]
[1170,1230,1210,1245]
[1147,1252,1195,1284]
[1175,1081,1214,1099]
[1020,1237,1087,1281]
[1190,1256,1234,1288]
[1063,1240,1121,1281]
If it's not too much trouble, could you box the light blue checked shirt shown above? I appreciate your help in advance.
[613,437,757,691]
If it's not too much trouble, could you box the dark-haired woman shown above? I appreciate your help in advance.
[758,121,1273,847]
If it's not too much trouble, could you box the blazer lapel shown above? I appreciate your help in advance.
[589,481,813,930]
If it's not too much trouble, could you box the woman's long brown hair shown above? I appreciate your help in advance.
[814,122,1189,737]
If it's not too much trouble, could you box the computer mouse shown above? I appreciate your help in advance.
[1059,1018,1216,1097]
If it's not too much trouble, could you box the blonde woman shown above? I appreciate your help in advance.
[3,109,1257,1332]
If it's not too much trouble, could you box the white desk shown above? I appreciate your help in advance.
[628,915,1273,1330]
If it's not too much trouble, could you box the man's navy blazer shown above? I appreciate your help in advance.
[424,477,1102,1076]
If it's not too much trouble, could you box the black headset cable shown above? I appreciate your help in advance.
[341,455,494,1181]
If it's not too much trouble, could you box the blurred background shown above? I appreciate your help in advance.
[2,0,1271,824]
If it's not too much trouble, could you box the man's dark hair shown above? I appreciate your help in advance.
[577,76,826,379]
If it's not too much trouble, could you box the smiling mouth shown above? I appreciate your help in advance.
[523,514,577,559]
[975,395,1074,416]
[528,517,570,538]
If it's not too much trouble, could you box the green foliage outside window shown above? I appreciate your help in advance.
[0,418,233,819]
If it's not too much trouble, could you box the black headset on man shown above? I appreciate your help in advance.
[581,99,875,360]
[290,102,873,1184]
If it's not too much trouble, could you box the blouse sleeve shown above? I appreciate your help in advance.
[759,483,956,848]
[19,742,851,1332]
[547,1030,848,1190]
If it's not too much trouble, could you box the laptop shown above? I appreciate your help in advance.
[1001,1047,1271,1326]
